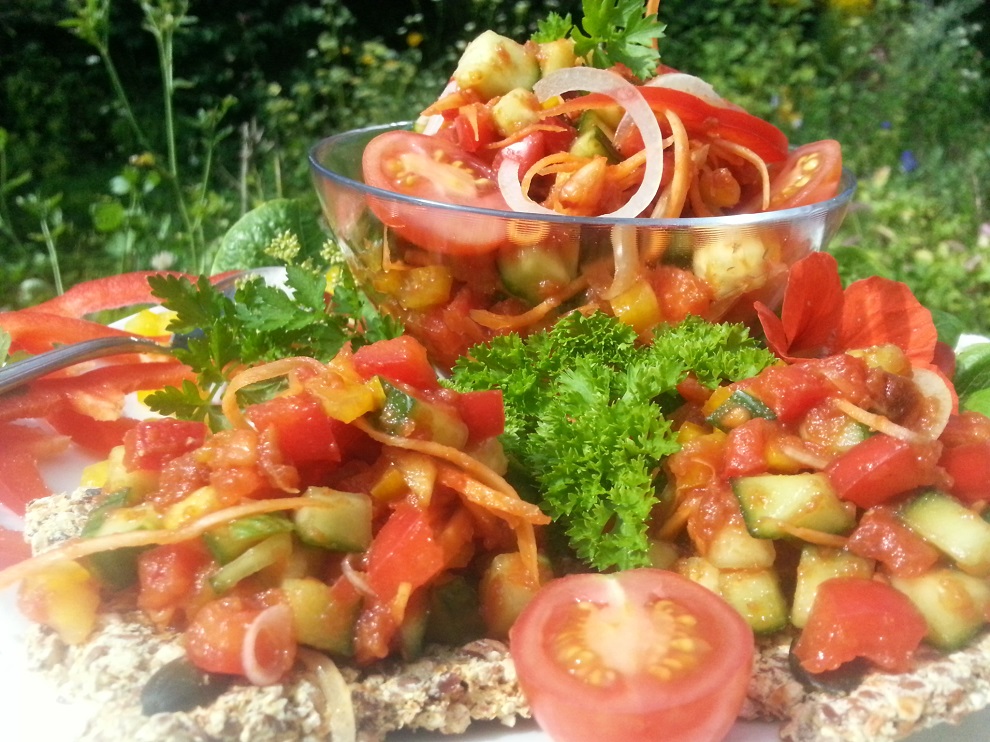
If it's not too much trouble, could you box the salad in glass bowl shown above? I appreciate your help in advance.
[310,22,854,368]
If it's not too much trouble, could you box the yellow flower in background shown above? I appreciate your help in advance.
[407,32,424,49]
[827,0,873,14]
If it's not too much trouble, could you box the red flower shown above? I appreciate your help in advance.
[755,252,937,365]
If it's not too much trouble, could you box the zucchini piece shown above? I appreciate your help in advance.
[675,556,721,594]
[732,472,857,540]
[209,532,293,594]
[569,112,620,161]
[891,568,990,650]
[282,577,362,656]
[900,491,990,577]
[294,488,373,553]
[203,513,294,565]
[718,568,789,634]
[707,389,776,431]
[479,552,553,639]
[706,521,776,570]
[491,88,541,137]
[790,545,875,628]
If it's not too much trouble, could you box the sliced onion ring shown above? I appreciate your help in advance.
[498,67,664,219]
[241,603,296,686]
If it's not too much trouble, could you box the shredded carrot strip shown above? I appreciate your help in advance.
[487,122,570,149]
[463,105,480,141]
[469,276,588,331]
[709,139,771,211]
[775,522,849,549]
[651,108,690,218]
[437,465,546,524]
[353,420,550,527]
[609,149,648,191]
[776,440,831,471]
[222,357,329,428]
[656,497,694,541]
[514,518,541,588]
[832,398,925,444]
[539,93,618,121]
[0,496,333,591]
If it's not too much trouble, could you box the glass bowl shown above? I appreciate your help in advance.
[310,122,856,370]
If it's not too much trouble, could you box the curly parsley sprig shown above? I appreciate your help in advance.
[449,312,776,571]
[533,0,666,80]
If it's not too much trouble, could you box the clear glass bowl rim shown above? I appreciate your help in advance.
[308,121,857,229]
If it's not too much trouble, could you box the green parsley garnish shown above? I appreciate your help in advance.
[144,264,400,427]
[449,312,776,571]
[533,0,666,80]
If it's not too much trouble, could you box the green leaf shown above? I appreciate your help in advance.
[955,342,990,401]
[532,12,573,43]
[211,198,325,272]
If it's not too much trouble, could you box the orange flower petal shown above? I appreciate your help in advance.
[839,276,937,365]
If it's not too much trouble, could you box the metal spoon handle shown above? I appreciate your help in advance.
[0,336,170,395]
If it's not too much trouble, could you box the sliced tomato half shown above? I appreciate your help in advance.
[763,139,843,211]
[362,130,509,255]
[509,569,753,742]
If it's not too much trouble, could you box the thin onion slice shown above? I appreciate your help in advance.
[300,649,357,742]
[644,71,726,106]
[498,67,664,219]
[910,366,954,440]
[241,603,296,686]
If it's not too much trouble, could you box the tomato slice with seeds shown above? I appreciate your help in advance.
[509,569,753,742]
[362,130,509,255]
[763,139,843,211]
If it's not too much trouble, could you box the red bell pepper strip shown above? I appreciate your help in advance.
[0,528,32,569]
[28,271,194,318]
[0,310,147,355]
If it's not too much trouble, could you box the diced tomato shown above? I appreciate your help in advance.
[645,265,713,323]
[152,451,210,508]
[47,407,138,457]
[792,577,927,674]
[0,527,31,569]
[353,503,448,664]
[185,595,296,682]
[509,569,754,742]
[352,335,439,391]
[401,288,490,371]
[453,389,505,442]
[722,417,773,478]
[939,441,990,505]
[940,411,990,448]
[747,363,832,424]
[136,540,214,621]
[246,393,342,465]
[447,102,498,153]
[846,507,941,577]
[123,418,208,472]
[825,434,941,508]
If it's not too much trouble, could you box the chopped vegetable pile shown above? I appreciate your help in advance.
[2,2,990,739]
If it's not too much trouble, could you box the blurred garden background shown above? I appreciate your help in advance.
[1,0,989,332]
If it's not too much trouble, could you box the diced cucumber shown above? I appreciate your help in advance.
[210,533,292,595]
[790,545,875,628]
[203,513,294,565]
[376,381,469,448]
[491,88,541,137]
[718,568,789,634]
[647,539,680,570]
[479,552,552,639]
[453,30,540,98]
[497,242,579,305]
[209,532,293,594]
[293,488,373,553]
[102,445,158,500]
[425,576,486,646]
[732,472,857,540]
[535,38,577,77]
[81,500,162,588]
[676,556,721,594]
[707,389,776,431]
[891,568,990,650]
[900,491,990,577]
[706,521,776,570]
[569,112,620,161]
[398,590,429,661]
[282,577,363,656]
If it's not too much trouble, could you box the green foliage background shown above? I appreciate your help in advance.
[1,0,989,332]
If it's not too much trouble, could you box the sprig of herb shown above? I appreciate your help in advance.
[449,312,776,571]
[145,264,400,427]
[533,0,666,80]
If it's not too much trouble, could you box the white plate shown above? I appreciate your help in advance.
[3,335,990,740]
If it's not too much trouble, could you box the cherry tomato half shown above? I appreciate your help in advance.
[509,569,754,742]
[763,139,843,211]
[362,131,509,255]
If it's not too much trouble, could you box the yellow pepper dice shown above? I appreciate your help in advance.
[609,278,662,337]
